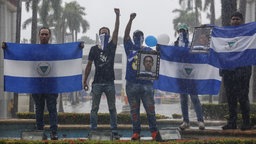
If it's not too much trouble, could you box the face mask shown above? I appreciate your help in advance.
[99,33,110,50]
[178,31,189,47]
[133,35,144,48]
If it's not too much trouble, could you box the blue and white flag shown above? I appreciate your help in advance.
[210,22,256,69]
[153,45,221,95]
[4,42,83,93]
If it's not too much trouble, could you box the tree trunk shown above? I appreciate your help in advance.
[221,0,237,26]
[210,0,215,24]
[12,0,22,118]
[239,0,246,17]
[219,0,237,104]
[29,0,39,112]
[30,0,38,44]
[195,6,199,26]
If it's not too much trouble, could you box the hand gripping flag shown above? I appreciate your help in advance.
[210,22,256,69]
[4,42,83,93]
[153,45,221,95]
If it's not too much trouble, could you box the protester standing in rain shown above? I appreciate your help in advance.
[83,8,120,134]
[123,13,158,141]
[174,23,205,130]
[220,11,252,131]
[32,27,59,140]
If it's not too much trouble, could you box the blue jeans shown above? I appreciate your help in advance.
[32,94,58,132]
[180,94,204,122]
[126,81,157,133]
[90,83,117,130]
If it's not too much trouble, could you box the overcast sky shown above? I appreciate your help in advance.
[21,0,221,43]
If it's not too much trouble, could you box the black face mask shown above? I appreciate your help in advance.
[133,35,144,48]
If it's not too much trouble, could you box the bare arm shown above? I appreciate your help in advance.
[124,13,136,41]
[83,60,92,90]
[111,8,120,45]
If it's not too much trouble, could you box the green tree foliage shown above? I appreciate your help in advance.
[63,1,90,42]
[22,0,90,43]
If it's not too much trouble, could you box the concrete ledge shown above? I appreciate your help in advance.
[0,118,226,129]
[1,119,256,139]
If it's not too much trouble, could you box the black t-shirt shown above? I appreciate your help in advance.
[88,40,117,84]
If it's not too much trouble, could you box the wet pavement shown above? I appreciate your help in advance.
[64,96,183,119]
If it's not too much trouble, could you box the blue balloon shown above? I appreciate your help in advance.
[145,35,157,47]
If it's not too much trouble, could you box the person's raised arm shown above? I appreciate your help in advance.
[124,13,136,41]
[83,60,92,91]
[112,8,120,45]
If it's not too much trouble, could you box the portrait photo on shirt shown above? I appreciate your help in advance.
[190,26,213,53]
[136,50,160,80]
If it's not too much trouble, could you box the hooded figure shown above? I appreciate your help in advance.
[175,23,189,47]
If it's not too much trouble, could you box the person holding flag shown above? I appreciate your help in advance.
[174,23,205,130]
[220,11,252,131]
[32,27,59,140]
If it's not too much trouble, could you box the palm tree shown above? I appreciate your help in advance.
[63,1,89,42]
[178,0,202,26]
[221,0,237,26]
[24,0,39,44]
[13,0,23,118]
[24,0,39,112]
[203,0,215,25]
[203,0,216,103]
[23,0,63,43]
[194,0,202,26]
[218,0,237,104]
[39,0,63,43]
[39,0,62,27]
[172,9,197,36]
[239,0,247,17]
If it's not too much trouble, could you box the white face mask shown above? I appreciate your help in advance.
[98,33,110,50]
[178,33,185,47]
[178,31,189,47]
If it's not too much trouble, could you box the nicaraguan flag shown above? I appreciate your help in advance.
[210,22,256,69]
[4,42,83,93]
[153,45,221,95]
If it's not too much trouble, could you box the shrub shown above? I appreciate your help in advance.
[16,112,168,124]
[202,103,256,125]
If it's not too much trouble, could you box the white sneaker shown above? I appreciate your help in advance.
[198,121,205,130]
[179,122,190,130]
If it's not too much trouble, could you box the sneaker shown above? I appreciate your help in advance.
[112,132,121,140]
[50,131,58,140]
[179,122,190,130]
[198,121,205,130]
[131,133,140,140]
[222,124,237,130]
[151,131,158,141]
[42,132,47,140]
